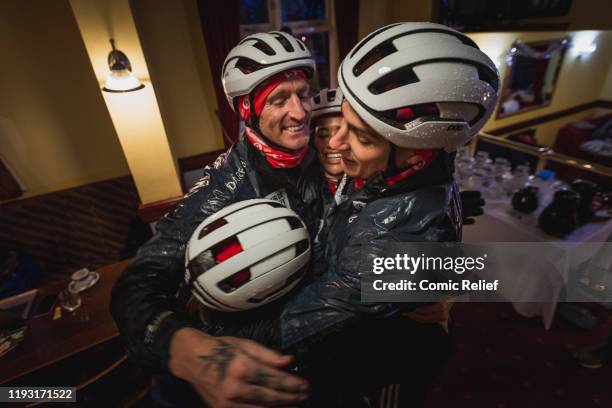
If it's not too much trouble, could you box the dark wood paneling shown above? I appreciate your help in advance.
[0,178,139,284]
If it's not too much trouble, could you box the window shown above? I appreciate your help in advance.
[281,0,326,22]
[239,0,338,91]
[240,0,270,25]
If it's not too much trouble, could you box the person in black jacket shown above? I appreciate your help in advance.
[203,23,500,407]
[110,31,322,407]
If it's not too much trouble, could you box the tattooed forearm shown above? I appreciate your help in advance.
[197,339,237,381]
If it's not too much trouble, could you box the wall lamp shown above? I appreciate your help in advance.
[102,39,145,93]
[574,42,597,56]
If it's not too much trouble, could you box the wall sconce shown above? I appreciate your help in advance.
[574,42,597,56]
[102,39,145,93]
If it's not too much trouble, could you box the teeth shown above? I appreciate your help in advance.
[285,125,304,132]
[326,153,342,158]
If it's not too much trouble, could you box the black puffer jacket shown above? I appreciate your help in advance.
[214,152,462,354]
[281,152,462,351]
[110,135,323,373]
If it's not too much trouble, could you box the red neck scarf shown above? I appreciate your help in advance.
[325,171,342,194]
[245,128,307,169]
[354,149,437,191]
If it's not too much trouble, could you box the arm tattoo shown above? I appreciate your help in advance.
[253,369,291,392]
[197,339,237,381]
[252,369,274,386]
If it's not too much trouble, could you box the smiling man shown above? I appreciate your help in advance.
[110,31,323,408]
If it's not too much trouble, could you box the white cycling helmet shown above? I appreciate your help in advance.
[222,31,316,112]
[338,22,499,150]
[311,88,344,120]
[185,199,311,312]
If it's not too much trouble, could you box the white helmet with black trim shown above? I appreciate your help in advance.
[338,22,499,150]
[222,31,316,112]
[311,88,344,120]
[185,199,311,312]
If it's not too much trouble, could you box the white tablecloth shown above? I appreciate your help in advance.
[463,200,612,328]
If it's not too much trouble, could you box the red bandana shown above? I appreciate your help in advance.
[246,128,307,168]
[238,70,308,121]
[354,149,437,191]
[239,69,309,169]
[325,171,342,194]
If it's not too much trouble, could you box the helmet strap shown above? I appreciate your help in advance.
[243,94,277,148]
[244,93,260,134]
[384,143,399,177]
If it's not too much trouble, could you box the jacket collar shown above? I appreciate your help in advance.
[338,151,454,205]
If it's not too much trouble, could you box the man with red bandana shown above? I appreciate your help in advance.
[111,31,322,407]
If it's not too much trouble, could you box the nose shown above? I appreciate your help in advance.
[329,119,349,151]
[287,94,307,122]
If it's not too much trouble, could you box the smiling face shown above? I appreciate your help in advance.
[328,101,391,179]
[312,115,344,176]
[258,77,312,150]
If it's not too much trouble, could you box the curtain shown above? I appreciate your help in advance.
[196,0,241,147]
[334,0,360,61]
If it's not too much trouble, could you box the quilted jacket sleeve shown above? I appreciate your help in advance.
[110,151,247,372]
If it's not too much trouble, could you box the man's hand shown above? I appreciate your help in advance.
[403,301,454,332]
[168,327,309,408]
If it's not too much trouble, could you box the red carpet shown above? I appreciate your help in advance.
[426,303,612,408]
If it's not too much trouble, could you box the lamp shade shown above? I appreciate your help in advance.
[102,39,145,93]
[103,69,144,92]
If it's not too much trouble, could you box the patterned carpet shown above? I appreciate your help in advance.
[426,303,612,408]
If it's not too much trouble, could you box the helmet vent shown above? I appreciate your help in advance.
[476,65,499,92]
[295,239,310,256]
[211,236,243,263]
[199,218,227,239]
[266,201,286,208]
[297,40,306,51]
[350,23,402,58]
[274,34,294,52]
[218,269,251,293]
[353,42,397,77]
[468,104,486,126]
[367,66,419,95]
[327,89,337,100]
[188,251,215,282]
[235,57,263,74]
[353,29,481,78]
[378,103,441,130]
[253,40,276,56]
[286,216,305,231]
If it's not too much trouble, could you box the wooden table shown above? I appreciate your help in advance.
[0,259,131,384]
